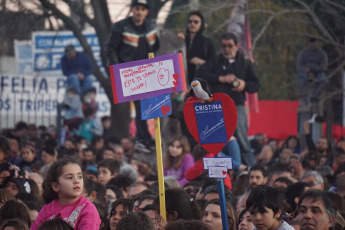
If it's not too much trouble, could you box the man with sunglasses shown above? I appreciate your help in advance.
[196,32,260,167]
[105,0,159,151]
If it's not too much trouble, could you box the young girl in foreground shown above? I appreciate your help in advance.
[30,158,101,230]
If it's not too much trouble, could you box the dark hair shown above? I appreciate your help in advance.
[0,136,11,162]
[204,185,233,203]
[101,116,111,123]
[187,11,205,34]
[83,179,106,204]
[165,135,191,170]
[0,189,14,204]
[274,177,293,187]
[204,199,237,230]
[15,193,43,211]
[0,200,31,226]
[298,190,336,218]
[249,164,268,178]
[165,219,211,230]
[98,159,120,175]
[165,188,201,220]
[285,182,310,212]
[37,217,73,230]
[221,33,238,45]
[191,144,208,162]
[42,147,56,157]
[246,185,283,217]
[42,157,81,204]
[108,175,134,193]
[325,191,345,211]
[238,208,250,223]
[116,211,154,230]
[91,135,103,147]
[106,185,124,200]
[110,199,134,217]
[1,219,29,230]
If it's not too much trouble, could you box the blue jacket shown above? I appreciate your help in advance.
[61,52,94,76]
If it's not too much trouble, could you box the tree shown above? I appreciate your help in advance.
[15,0,170,139]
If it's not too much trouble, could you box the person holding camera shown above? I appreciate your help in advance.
[196,32,260,167]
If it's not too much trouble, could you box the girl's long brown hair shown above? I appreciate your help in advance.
[165,135,191,170]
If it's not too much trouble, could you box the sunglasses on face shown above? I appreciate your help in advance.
[221,44,235,49]
[188,20,200,24]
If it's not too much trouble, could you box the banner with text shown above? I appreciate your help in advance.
[109,53,186,104]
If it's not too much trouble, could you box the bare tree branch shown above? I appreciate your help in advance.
[62,0,95,27]
[251,8,307,51]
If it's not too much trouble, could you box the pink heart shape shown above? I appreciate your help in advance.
[173,74,179,80]
[161,105,171,115]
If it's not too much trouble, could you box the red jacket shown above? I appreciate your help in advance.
[185,153,232,190]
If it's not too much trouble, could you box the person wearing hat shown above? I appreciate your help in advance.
[61,44,94,95]
[105,0,159,150]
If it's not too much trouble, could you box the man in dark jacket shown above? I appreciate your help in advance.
[61,45,94,95]
[196,32,260,167]
[105,0,159,150]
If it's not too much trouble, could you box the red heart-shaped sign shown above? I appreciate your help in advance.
[222,170,227,175]
[161,105,171,115]
[183,93,237,154]
[173,74,179,80]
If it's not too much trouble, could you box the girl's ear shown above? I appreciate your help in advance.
[51,182,60,192]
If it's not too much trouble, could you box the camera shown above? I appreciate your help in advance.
[231,79,240,88]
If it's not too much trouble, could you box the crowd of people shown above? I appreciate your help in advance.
[0,0,337,230]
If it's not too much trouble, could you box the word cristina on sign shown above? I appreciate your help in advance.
[109,53,186,104]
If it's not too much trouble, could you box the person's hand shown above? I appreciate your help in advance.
[303,120,310,134]
[157,214,166,230]
[189,57,206,65]
[176,28,185,40]
[231,78,245,92]
[77,72,85,80]
[219,74,236,84]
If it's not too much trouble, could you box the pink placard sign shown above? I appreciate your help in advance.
[109,53,186,104]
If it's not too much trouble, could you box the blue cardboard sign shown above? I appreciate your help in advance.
[140,94,172,120]
[194,101,228,144]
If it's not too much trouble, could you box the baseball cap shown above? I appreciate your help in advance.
[132,0,149,9]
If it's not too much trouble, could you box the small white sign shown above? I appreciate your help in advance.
[208,166,228,178]
[203,157,232,170]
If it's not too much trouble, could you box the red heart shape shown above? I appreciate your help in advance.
[183,93,237,154]
[173,87,176,92]
[222,170,227,175]
[161,105,171,115]
[173,80,179,87]
[173,74,179,80]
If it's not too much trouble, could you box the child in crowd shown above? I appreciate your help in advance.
[82,87,98,114]
[97,159,120,186]
[163,135,194,186]
[62,87,83,134]
[78,108,103,143]
[238,208,255,230]
[30,158,101,230]
[246,185,294,230]
[18,144,38,172]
